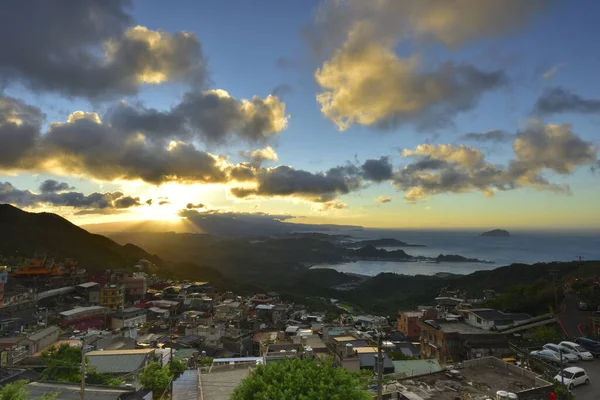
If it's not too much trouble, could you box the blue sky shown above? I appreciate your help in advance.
[0,0,599,229]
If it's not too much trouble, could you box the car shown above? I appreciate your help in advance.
[553,367,590,390]
[542,344,579,363]
[574,337,600,357]
[559,341,594,361]
[530,349,562,365]
[578,301,589,310]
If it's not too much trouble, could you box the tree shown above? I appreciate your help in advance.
[231,359,371,400]
[531,326,560,344]
[139,362,173,393]
[40,344,81,383]
[0,380,28,400]
[169,359,186,378]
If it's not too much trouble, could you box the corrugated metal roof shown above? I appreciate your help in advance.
[333,335,357,342]
[86,349,154,356]
[354,346,379,354]
[392,359,442,377]
[76,282,99,288]
[27,326,60,342]
[86,351,152,373]
[59,306,106,317]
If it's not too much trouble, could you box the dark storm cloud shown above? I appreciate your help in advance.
[361,157,393,182]
[459,130,515,143]
[39,179,73,193]
[0,0,207,98]
[0,181,143,212]
[178,209,297,235]
[535,87,600,115]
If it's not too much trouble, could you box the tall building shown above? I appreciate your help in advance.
[100,284,124,311]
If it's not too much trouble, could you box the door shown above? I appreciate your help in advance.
[573,371,585,386]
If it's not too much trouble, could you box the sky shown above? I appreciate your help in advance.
[1,0,599,230]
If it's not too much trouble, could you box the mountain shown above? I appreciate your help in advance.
[481,229,511,237]
[0,204,160,270]
[345,238,425,247]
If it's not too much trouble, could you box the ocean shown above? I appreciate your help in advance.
[310,229,600,277]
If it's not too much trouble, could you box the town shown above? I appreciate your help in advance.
[1,255,599,399]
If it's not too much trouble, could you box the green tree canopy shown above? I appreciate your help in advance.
[231,359,371,400]
[0,380,28,400]
[139,362,172,393]
[40,344,81,383]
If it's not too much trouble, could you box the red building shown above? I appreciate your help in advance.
[58,306,108,330]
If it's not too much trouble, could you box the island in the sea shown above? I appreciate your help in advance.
[345,238,425,248]
[480,229,511,237]
[345,245,494,264]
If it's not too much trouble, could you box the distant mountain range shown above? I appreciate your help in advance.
[0,204,159,270]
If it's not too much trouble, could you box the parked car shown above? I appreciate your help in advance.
[574,337,600,357]
[559,341,594,361]
[542,344,579,363]
[553,367,590,390]
[578,301,589,310]
[530,349,562,366]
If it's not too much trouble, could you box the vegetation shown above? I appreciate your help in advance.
[138,362,185,394]
[232,359,370,400]
[0,380,58,400]
[530,326,563,345]
[485,280,560,316]
[40,344,115,386]
[0,204,159,270]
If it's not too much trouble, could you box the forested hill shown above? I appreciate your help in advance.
[0,204,159,270]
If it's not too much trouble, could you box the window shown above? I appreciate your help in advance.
[574,372,584,378]
[476,317,482,324]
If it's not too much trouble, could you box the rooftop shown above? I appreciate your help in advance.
[27,326,60,342]
[59,306,107,317]
[77,282,99,288]
[394,357,551,400]
[470,308,532,321]
[200,368,250,400]
[423,320,497,335]
[27,382,132,400]
[400,311,422,318]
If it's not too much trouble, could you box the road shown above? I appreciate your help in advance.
[556,294,590,338]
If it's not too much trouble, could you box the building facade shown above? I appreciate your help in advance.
[59,306,108,330]
[111,307,147,329]
[398,311,423,339]
[100,284,124,310]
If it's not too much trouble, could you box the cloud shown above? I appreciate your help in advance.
[114,196,141,208]
[459,130,515,143]
[393,121,597,202]
[145,199,153,206]
[239,146,279,167]
[186,203,205,209]
[39,179,73,193]
[320,200,347,211]
[179,209,297,235]
[230,164,362,203]
[158,200,171,206]
[310,0,546,130]
[361,157,393,182]
[315,45,506,131]
[107,90,288,145]
[376,196,392,203]
[0,1,207,98]
[0,181,143,213]
[0,96,44,168]
[543,63,566,79]
[1,95,282,185]
[535,87,600,115]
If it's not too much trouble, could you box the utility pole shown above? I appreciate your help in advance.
[376,334,383,400]
[80,338,86,400]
